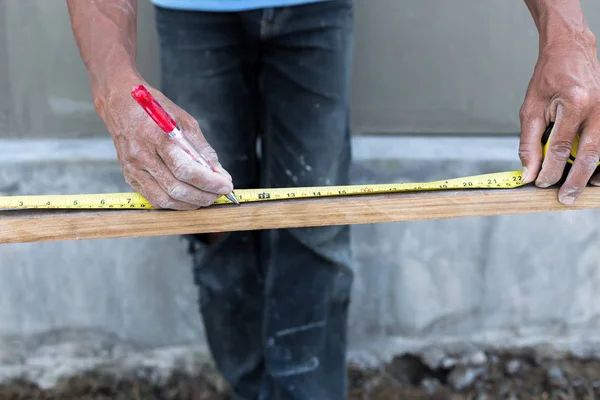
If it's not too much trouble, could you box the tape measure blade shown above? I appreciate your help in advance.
[0,170,525,209]
[228,170,524,203]
[0,192,154,210]
[434,170,524,189]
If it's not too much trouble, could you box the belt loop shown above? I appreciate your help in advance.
[260,7,276,37]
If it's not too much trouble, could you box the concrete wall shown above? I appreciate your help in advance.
[352,0,600,135]
[1,0,599,138]
[0,0,159,138]
[3,138,600,357]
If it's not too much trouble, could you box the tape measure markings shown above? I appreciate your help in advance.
[0,170,524,210]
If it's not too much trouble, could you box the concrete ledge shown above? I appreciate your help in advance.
[2,136,600,362]
[0,136,521,164]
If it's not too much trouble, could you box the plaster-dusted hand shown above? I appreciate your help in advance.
[101,81,233,210]
[519,0,600,205]
[65,0,232,210]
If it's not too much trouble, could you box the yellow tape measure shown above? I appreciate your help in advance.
[0,122,590,210]
[0,170,524,210]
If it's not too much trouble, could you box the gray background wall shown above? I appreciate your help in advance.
[2,0,599,139]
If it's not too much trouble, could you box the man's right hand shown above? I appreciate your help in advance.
[97,79,234,210]
[65,1,233,210]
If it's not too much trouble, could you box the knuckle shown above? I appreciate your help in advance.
[564,86,591,109]
[126,142,146,161]
[143,190,172,209]
[190,172,210,189]
[172,162,192,181]
[549,140,574,160]
[124,175,135,186]
[518,145,533,162]
[155,196,175,210]
[202,146,217,158]
[198,194,218,208]
[576,150,600,170]
[166,183,188,200]
[122,171,141,190]
[180,116,201,134]
[121,162,137,176]
[199,146,219,163]
[189,118,201,131]
[519,104,531,122]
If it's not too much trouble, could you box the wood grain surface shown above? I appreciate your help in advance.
[2,186,600,244]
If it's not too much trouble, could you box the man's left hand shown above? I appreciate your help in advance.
[519,32,600,205]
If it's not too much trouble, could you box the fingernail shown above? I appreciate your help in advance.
[536,178,551,188]
[219,186,233,195]
[521,167,529,183]
[559,195,576,206]
[591,180,600,187]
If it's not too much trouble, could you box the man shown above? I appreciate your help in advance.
[65,0,599,399]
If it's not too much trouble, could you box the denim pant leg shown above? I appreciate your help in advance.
[154,8,267,399]
[156,2,356,399]
[254,1,355,398]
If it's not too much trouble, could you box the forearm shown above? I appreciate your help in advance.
[66,0,141,115]
[524,0,596,50]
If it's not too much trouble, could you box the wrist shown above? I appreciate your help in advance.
[540,24,596,53]
[535,3,596,52]
[91,67,144,120]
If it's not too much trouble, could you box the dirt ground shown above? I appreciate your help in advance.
[1,349,600,399]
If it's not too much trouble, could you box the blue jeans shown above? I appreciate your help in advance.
[155,2,354,399]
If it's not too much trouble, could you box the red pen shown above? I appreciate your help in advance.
[131,85,239,205]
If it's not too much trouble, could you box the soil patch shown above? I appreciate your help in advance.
[2,349,600,399]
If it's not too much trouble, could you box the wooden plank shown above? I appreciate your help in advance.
[1,186,600,244]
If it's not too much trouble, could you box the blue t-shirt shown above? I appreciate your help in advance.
[151,0,326,11]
